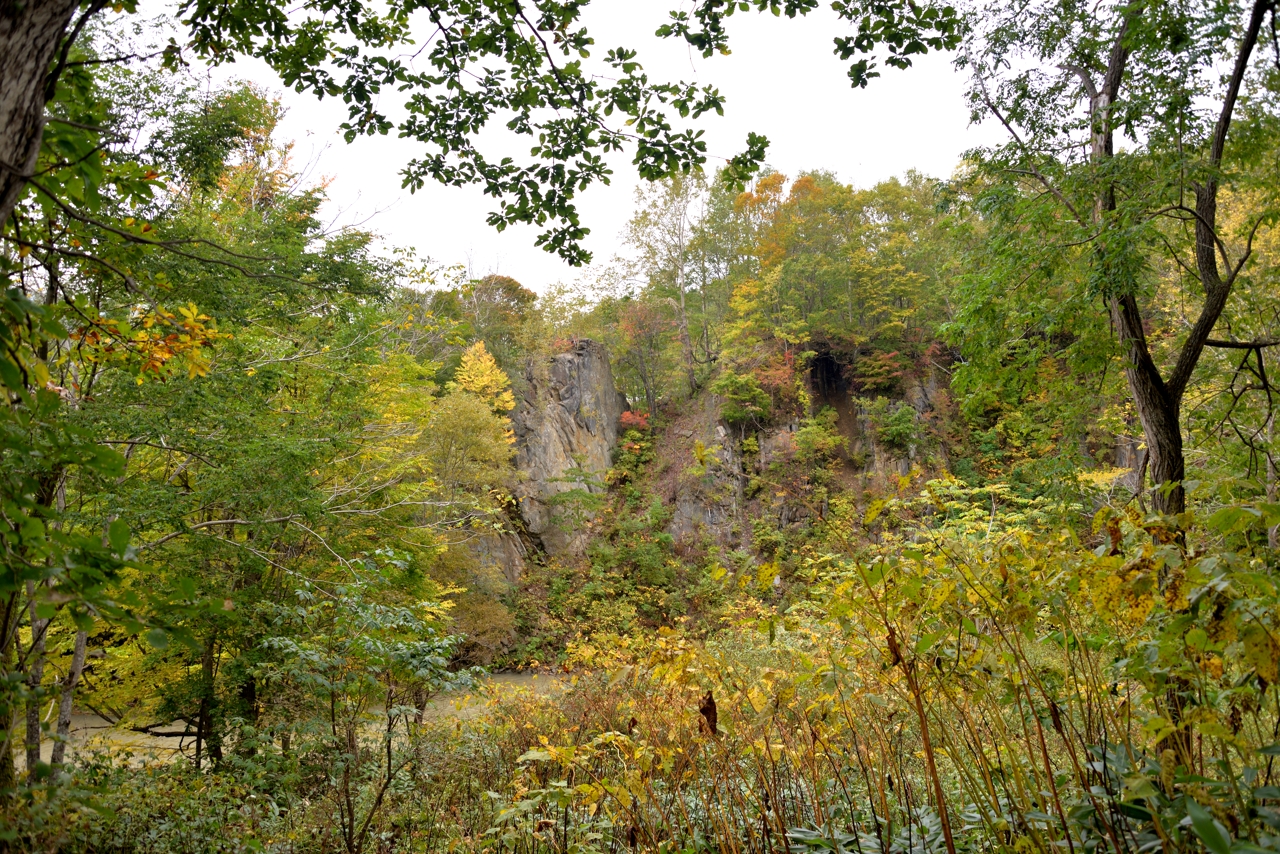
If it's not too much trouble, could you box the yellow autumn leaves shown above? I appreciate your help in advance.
[453,340,516,413]
[71,302,229,382]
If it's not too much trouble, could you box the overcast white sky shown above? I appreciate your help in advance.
[199,3,1005,292]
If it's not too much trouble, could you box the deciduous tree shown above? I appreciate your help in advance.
[962,0,1279,514]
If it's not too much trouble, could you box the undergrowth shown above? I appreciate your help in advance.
[18,497,1280,854]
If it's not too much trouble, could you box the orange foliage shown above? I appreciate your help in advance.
[620,410,650,431]
[752,351,806,418]
[72,303,229,381]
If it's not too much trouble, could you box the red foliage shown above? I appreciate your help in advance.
[618,301,674,342]
[754,351,796,394]
[620,410,650,431]
[852,350,908,393]
[922,340,951,367]
[752,351,805,416]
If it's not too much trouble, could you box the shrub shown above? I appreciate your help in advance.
[860,396,918,449]
[795,407,847,463]
[711,370,772,427]
[609,428,655,487]
[619,410,650,431]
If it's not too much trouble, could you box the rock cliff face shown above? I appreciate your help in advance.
[511,340,628,555]
[470,528,529,587]
[666,393,745,544]
[659,358,955,548]
[809,354,951,480]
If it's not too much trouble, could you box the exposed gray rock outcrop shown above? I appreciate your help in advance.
[667,396,744,542]
[512,340,628,555]
[661,359,956,548]
[469,529,529,587]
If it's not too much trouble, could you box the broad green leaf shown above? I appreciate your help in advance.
[1186,799,1232,854]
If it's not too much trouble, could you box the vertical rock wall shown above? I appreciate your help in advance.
[511,340,628,555]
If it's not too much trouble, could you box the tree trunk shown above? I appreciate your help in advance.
[0,0,82,227]
[698,273,715,365]
[24,582,48,772]
[25,471,63,772]
[48,628,84,767]
[1267,404,1277,549]
[1082,2,1256,519]
[0,593,19,793]
[1084,0,1267,758]
[670,212,699,397]
[636,350,656,416]
[675,277,698,396]
[1109,293,1186,515]
[194,639,221,769]
[240,674,257,724]
[238,674,258,756]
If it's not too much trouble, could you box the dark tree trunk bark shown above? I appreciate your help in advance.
[237,674,258,756]
[1109,293,1186,515]
[1268,403,1277,548]
[0,0,82,227]
[48,628,84,767]
[194,639,221,768]
[239,674,257,723]
[24,582,48,771]
[195,641,211,768]
[1085,0,1267,517]
[0,593,19,792]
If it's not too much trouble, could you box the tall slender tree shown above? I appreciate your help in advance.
[963,0,1279,514]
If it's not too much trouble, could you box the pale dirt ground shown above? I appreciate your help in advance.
[20,671,565,769]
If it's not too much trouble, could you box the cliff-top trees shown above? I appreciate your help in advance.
[625,174,713,396]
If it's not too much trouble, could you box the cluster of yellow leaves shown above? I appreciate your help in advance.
[1082,554,1162,626]
[454,341,516,413]
[72,302,230,382]
[1076,466,1132,488]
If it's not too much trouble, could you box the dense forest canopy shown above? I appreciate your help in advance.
[3,1,1280,853]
